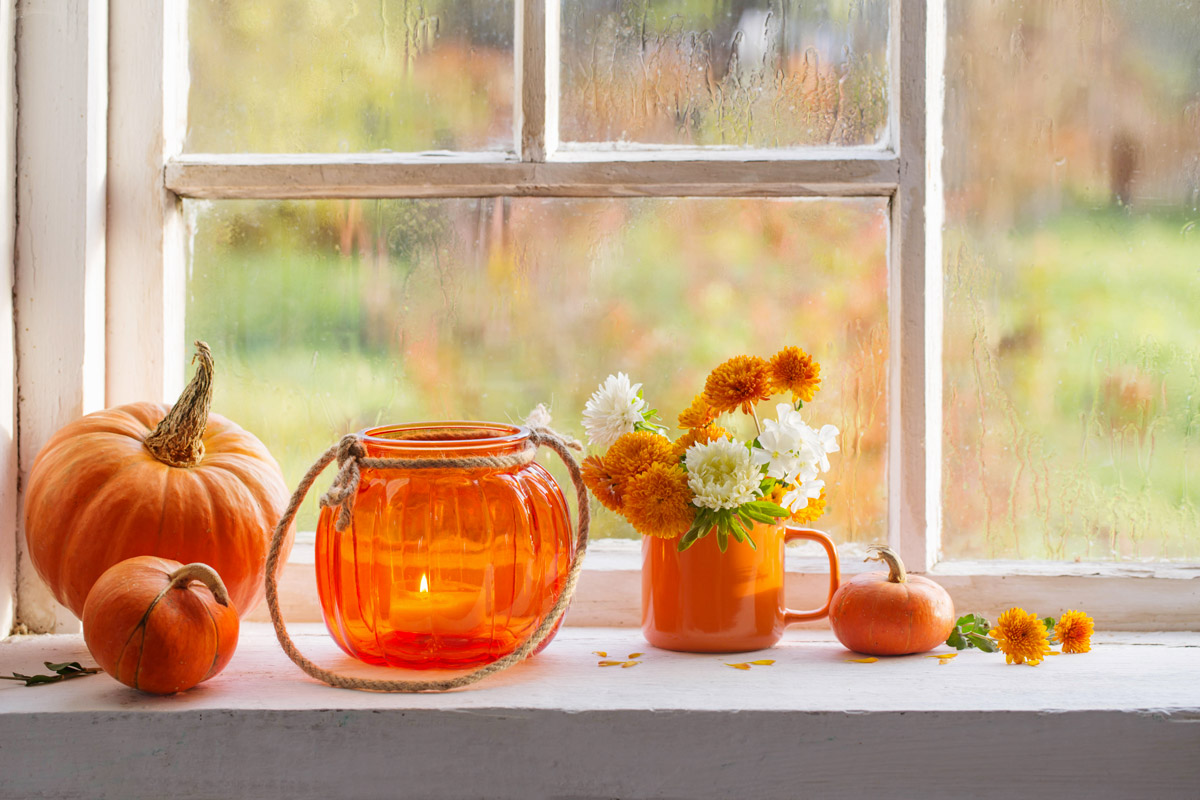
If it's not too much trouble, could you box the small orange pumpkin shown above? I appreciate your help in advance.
[24,341,293,618]
[83,557,240,694]
[829,545,955,655]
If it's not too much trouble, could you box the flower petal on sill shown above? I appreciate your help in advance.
[748,659,776,666]
[592,651,608,658]
[597,660,625,667]
[845,657,879,663]
[1045,651,1061,655]
[725,662,752,670]
[927,653,957,660]
[627,652,644,659]
[620,661,640,668]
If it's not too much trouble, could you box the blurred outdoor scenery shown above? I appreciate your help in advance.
[184,1,1200,561]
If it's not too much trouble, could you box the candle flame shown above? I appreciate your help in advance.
[419,573,429,593]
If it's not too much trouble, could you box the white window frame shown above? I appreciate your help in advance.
[8,0,1198,634]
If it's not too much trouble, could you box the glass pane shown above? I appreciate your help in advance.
[943,1,1200,561]
[559,0,889,148]
[186,1,514,153]
[185,198,888,542]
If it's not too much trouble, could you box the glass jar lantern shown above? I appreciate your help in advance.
[315,422,575,669]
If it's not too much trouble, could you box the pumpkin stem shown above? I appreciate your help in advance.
[167,563,233,608]
[866,545,907,583]
[144,341,214,468]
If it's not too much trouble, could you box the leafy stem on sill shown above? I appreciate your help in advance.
[0,661,103,686]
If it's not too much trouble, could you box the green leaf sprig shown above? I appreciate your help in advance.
[945,614,999,652]
[632,390,669,436]
[0,661,103,686]
[677,500,791,552]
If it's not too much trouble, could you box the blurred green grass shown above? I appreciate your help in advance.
[944,209,1200,560]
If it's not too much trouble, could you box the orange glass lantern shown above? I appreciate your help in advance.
[315,422,575,669]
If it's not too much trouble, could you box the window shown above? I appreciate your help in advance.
[11,1,1198,632]
[169,0,907,556]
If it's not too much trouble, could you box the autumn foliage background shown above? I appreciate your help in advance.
[184,1,1199,560]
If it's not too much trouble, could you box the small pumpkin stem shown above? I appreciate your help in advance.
[144,341,214,468]
[167,563,233,607]
[866,544,907,583]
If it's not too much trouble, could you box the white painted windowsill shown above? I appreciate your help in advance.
[1,625,1197,799]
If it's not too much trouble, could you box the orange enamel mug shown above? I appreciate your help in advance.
[642,523,840,652]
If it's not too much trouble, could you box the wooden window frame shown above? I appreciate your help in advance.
[9,1,1197,633]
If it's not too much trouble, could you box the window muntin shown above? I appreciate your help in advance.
[559,0,890,148]
[185,197,889,539]
[942,1,1200,561]
[186,0,516,154]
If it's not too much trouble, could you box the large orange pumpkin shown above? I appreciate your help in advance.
[828,545,955,655]
[24,342,293,618]
[83,557,240,694]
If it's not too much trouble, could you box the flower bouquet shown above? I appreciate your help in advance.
[580,347,840,552]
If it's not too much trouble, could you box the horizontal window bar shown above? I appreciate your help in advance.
[165,152,900,199]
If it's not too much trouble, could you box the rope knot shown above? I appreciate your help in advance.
[319,434,367,531]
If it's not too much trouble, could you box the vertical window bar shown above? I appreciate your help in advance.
[888,0,943,572]
[108,0,189,407]
[516,0,559,161]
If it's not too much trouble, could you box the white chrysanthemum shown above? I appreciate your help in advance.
[782,478,825,513]
[685,438,762,510]
[582,373,647,450]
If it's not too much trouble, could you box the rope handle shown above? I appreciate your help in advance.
[263,423,591,692]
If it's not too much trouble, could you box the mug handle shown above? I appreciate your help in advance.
[782,526,841,625]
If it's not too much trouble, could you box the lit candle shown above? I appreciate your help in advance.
[390,572,483,633]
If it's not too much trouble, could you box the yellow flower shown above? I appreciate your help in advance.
[581,455,623,513]
[677,394,717,430]
[604,431,676,492]
[703,355,773,416]
[1053,610,1095,654]
[621,462,695,539]
[989,607,1052,666]
[769,346,822,403]
[671,425,730,459]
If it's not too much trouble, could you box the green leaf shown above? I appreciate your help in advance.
[717,527,729,553]
[946,629,968,650]
[729,519,747,543]
[747,500,791,519]
[966,632,998,653]
[44,661,98,676]
[1043,617,1056,633]
[678,526,703,552]
[740,503,779,523]
[743,528,757,550]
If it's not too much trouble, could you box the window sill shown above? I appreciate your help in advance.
[1,625,1198,799]
[257,539,1200,631]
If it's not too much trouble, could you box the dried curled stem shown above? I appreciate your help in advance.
[144,341,214,468]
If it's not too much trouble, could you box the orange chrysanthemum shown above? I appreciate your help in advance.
[769,346,821,403]
[989,607,1052,666]
[677,394,717,430]
[703,355,773,416]
[1053,610,1095,654]
[671,425,730,459]
[789,487,827,525]
[581,455,623,513]
[605,431,676,492]
[621,462,696,539]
